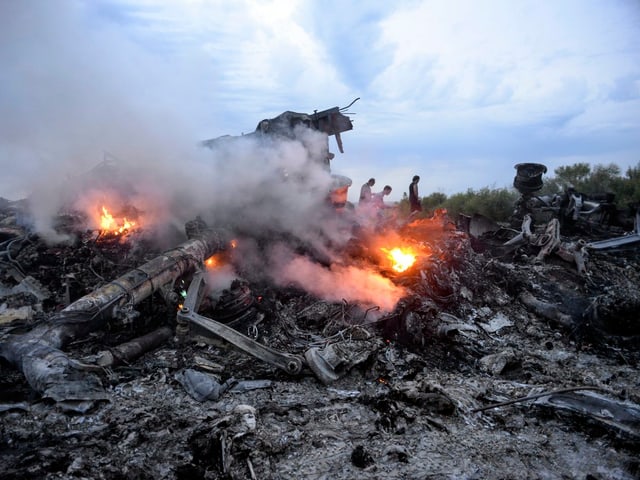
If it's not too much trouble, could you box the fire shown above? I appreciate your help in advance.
[99,206,136,235]
[382,247,417,273]
[204,255,220,269]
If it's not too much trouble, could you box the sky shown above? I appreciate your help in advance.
[1,0,639,205]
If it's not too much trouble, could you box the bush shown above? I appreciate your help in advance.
[443,187,518,222]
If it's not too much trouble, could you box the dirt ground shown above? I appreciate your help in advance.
[1,207,639,480]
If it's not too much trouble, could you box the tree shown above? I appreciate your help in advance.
[443,187,518,221]
[422,192,447,212]
[582,163,620,193]
[554,163,591,190]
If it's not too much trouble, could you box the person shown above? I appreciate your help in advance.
[409,175,422,214]
[359,178,375,205]
[366,185,394,229]
[371,185,393,210]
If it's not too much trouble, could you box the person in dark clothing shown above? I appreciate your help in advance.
[409,175,422,214]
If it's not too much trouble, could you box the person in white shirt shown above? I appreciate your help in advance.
[359,178,375,205]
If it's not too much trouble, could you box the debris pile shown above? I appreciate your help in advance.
[2,191,639,479]
[1,136,639,478]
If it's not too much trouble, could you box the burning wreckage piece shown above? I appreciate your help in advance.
[0,100,373,406]
[0,225,230,409]
[1,231,376,407]
[176,270,374,385]
[201,100,358,207]
[202,99,357,160]
[177,271,305,376]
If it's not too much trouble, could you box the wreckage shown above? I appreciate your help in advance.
[1,117,640,478]
[474,162,640,275]
[201,100,358,208]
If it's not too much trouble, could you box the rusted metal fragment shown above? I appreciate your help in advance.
[94,326,173,367]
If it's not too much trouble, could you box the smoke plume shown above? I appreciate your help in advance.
[263,243,405,312]
[0,2,406,312]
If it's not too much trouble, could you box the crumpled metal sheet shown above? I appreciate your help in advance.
[534,390,640,440]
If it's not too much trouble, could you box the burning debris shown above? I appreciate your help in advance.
[1,120,639,479]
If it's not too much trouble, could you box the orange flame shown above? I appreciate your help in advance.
[381,246,417,273]
[100,206,136,235]
[204,255,220,269]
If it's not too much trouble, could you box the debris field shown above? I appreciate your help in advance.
[1,195,639,480]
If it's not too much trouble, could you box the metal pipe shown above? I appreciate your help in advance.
[53,232,229,340]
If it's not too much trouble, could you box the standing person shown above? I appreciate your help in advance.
[359,178,375,205]
[409,175,422,214]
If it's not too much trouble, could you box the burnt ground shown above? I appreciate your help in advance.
[1,207,639,480]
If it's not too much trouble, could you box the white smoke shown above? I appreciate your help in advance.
[205,264,239,302]
[264,243,405,312]
[0,2,405,312]
[0,2,346,247]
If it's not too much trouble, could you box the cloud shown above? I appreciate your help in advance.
[2,0,639,206]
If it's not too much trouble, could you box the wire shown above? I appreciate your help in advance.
[340,97,360,111]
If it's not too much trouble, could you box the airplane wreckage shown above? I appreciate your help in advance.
[1,101,640,479]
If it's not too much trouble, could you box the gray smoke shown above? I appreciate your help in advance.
[0,2,342,246]
[0,2,404,312]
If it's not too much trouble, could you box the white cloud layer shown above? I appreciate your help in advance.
[1,0,639,204]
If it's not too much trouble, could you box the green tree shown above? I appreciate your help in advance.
[422,192,447,212]
[443,187,518,221]
[582,163,620,193]
[613,162,640,208]
[554,163,591,190]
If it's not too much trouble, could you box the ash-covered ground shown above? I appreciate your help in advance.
[1,201,639,480]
